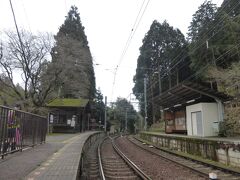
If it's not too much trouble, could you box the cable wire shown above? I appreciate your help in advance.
[111,0,151,101]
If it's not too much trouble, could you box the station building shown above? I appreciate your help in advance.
[46,98,91,133]
[152,81,229,137]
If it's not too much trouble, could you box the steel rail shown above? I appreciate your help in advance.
[130,136,240,179]
[110,136,152,180]
[98,137,107,180]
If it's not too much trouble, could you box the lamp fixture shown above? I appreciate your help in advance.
[174,104,181,107]
[186,99,195,104]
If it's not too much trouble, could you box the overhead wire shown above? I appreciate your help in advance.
[170,0,240,69]
[165,0,240,74]
[146,0,240,90]
[20,0,32,33]
[147,43,240,105]
[110,0,151,102]
[147,41,240,103]
[144,0,239,79]
[183,42,240,83]
[172,0,239,69]
[145,1,240,94]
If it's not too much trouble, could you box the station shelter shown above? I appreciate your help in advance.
[46,98,91,133]
[153,81,230,137]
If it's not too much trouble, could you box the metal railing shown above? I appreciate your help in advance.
[0,105,47,158]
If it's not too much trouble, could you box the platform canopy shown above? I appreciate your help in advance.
[46,98,89,108]
[152,81,230,109]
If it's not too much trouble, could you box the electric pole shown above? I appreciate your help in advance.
[144,77,147,131]
[104,96,107,132]
[125,109,128,132]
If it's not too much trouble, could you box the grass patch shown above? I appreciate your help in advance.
[148,122,165,132]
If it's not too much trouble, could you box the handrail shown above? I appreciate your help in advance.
[0,105,45,118]
[0,105,47,159]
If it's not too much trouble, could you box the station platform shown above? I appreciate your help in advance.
[144,131,240,143]
[0,131,99,180]
[139,131,240,168]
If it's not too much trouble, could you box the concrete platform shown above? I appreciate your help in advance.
[0,131,99,180]
[144,131,240,143]
[139,131,240,168]
[24,131,99,180]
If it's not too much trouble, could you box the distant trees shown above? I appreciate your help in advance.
[92,88,105,125]
[108,98,137,133]
[0,75,24,106]
[51,6,95,99]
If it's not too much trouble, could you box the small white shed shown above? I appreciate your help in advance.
[186,103,219,137]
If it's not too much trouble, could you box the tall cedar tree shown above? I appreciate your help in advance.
[187,1,217,74]
[188,0,240,77]
[133,20,188,125]
[52,6,95,99]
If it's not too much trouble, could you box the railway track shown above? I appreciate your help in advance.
[98,137,151,180]
[128,135,240,180]
[81,138,102,180]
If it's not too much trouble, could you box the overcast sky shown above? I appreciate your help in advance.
[0,0,223,105]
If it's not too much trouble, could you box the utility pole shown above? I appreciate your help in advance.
[104,96,107,132]
[206,40,216,66]
[144,77,147,131]
[0,42,2,59]
[206,40,216,89]
[125,109,128,132]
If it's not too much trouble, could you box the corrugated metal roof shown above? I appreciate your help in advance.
[151,81,231,108]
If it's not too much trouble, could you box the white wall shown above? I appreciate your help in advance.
[186,103,219,137]
[202,103,219,136]
[186,103,202,136]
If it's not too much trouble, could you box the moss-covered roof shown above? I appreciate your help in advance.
[46,98,89,107]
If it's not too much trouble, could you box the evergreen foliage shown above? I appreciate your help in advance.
[187,1,217,73]
[92,89,105,125]
[133,20,188,124]
[107,98,137,133]
[221,0,240,17]
[59,6,88,46]
[52,6,95,99]
[0,75,24,106]
[188,0,240,74]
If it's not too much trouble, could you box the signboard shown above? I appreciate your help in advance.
[49,114,54,124]
[71,120,75,127]
[71,115,76,127]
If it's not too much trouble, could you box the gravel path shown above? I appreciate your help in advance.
[116,136,206,180]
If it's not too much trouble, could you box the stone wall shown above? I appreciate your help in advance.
[140,132,240,167]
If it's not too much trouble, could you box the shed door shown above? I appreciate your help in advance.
[191,111,203,136]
